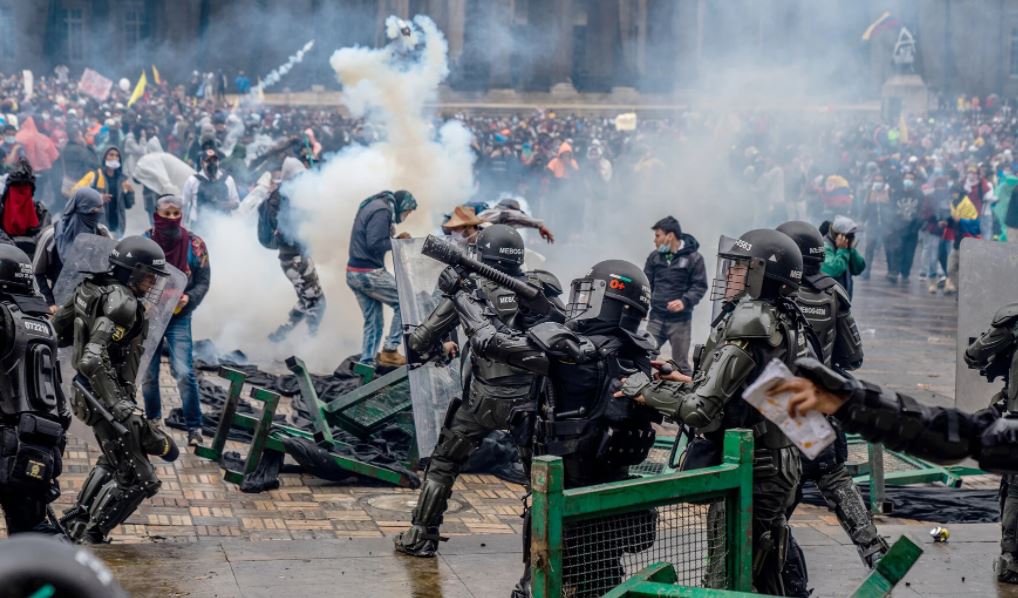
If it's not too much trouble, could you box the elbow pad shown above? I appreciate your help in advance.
[678,342,755,429]
[471,327,549,375]
[977,413,1018,474]
[832,312,864,371]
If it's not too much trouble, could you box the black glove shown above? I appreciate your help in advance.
[437,266,470,295]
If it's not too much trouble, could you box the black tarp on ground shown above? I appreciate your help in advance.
[800,483,1000,524]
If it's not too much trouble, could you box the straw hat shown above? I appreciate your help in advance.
[442,206,483,230]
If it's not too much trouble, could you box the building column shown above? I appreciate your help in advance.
[548,0,575,94]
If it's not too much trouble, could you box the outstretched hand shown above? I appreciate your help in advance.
[767,377,847,418]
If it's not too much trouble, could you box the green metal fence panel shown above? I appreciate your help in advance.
[531,429,754,598]
[193,367,247,461]
[599,535,922,598]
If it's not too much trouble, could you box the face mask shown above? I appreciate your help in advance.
[205,162,218,177]
[105,159,120,170]
[657,242,672,254]
[3,136,14,145]
[902,179,915,190]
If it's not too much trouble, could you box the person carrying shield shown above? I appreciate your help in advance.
[54,236,180,544]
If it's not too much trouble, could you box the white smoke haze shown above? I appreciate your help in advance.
[192,15,473,372]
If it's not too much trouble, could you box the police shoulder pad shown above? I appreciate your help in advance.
[992,302,1018,328]
[526,269,564,298]
[101,286,139,328]
[725,300,780,340]
[830,281,852,311]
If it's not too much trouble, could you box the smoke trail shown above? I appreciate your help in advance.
[253,40,316,94]
[193,16,473,371]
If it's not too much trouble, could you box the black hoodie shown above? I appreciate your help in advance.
[643,233,708,323]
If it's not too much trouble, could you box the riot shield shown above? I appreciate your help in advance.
[52,233,187,393]
[392,237,462,457]
[955,238,1018,412]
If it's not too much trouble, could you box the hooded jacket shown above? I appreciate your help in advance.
[643,233,708,323]
[347,191,411,270]
[72,146,134,234]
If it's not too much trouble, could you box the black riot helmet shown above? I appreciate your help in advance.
[108,236,170,300]
[776,221,825,274]
[474,224,525,273]
[0,244,35,294]
[710,229,803,302]
[566,259,651,333]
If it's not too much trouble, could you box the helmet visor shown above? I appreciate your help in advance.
[710,235,764,302]
[565,278,606,322]
[128,264,169,307]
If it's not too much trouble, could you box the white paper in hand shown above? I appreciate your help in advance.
[741,358,836,460]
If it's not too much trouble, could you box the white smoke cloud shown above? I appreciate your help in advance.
[192,16,473,371]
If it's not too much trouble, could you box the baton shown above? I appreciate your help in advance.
[73,378,129,437]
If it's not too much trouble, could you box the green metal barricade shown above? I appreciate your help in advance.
[530,429,755,598]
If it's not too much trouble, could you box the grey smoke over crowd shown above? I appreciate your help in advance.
[176,4,893,364]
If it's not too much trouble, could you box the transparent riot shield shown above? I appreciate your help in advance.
[52,233,187,394]
[955,238,1018,412]
[392,237,462,457]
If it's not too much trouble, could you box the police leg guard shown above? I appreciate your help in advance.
[77,478,161,544]
[817,464,888,567]
[753,521,790,596]
[394,479,452,557]
[781,533,811,598]
[62,461,114,542]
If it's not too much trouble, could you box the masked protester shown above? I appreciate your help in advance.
[141,195,210,446]
[0,159,46,251]
[346,190,417,368]
[257,158,326,342]
[55,236,180,544]
[180,146,240,229]
[0,123,25,169]
[644,216,708,375]
[33,187,110,311]
[440,205,484,245]
[71,147,134,238]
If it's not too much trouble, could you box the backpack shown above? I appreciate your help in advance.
[256,194,278,250]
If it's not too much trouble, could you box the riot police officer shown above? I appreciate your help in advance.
[963,302,1018,582]
[0,245,69,534]
[446,258,660,598]
[624,229,815,595]
[55,236,180,544]
[394,224,564,557]
[776,221,886,587]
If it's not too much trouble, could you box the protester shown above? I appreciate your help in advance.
[860,171,891,281]
[71,146,134,238]
[346,190,416,368]
[643,216,707,375]
[0,158,47,255]
[821,216,865,298]
[142,194,210,446]
[180,146,240,227]
[33,187,109,311]
[258,157,326,342]
[441,205,484,244]
[885,170,922,284]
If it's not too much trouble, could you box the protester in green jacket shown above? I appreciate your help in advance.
[821,215,866,298]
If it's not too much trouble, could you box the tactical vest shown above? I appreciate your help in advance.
[196,175,229,211]
[466,276,539,397]
[709,300,815,449]
[541,333,656,481]
[797,274,839,365]
[71,278,148,396]
[0,299,64,420]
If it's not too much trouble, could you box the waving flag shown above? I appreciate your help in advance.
[861,11,900,42]
[127,71,147,107]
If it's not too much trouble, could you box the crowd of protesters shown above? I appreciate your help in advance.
[0,65,1016,389]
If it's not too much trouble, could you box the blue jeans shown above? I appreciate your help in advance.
[142,313,203,430]
[346,268,403,364]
